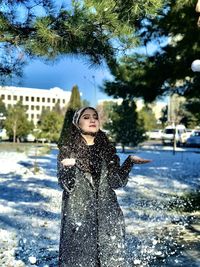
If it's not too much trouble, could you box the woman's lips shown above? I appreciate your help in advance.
[89,125,96,127]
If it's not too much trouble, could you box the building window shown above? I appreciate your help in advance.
[42,97,45,102]
[31,114,34,119]
[63,99,65,104]
[25,105,29,110]
[31,105,34,110]
[14,95,17,101]
[26,96,29,101]
[36,106,40,110]
[8,95,11,100]
[52,98,55,103]
[1,95,5,100]
[20,96,23,101]
[47,98,50,103]
[31,96,34,101]
[37,97,40,102]
[37,114,40,119]
[57,99,60,104]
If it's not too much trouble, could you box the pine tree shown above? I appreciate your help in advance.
[138,106,157,131]
[58,85,82,147]
[103,0,200,103]
[104,100,145,152]
[0,0,164,81]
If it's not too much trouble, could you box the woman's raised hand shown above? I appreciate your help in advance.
[61,158,76,167]
[130,155,152,164]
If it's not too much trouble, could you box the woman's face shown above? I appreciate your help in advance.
[78,108,100,134]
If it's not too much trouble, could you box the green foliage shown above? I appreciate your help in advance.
[0,97,7,128]
[103,53,164,102]
[0,0,164,81]
[58,85,82,147]
[168,190,200,212]
[0,97,6,114]
[104,100,145,150]
[4,101,34,142]
[96,101,116,129]
[138,105,157,131]
[159,105,168,127]
[183,98,200,126]
[68,85,82,110]
[52,101,64,115]
[103,0,200,105]
[82,99,90,107]
[38,109,63,142]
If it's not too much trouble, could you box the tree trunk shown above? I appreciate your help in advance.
[13,122,17,143]
[122,144,125,153]
[173,129,176,155]
[13,129,16,143]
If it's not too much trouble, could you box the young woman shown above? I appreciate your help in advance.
[57,107,151,267]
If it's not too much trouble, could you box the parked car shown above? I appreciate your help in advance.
[26,134,36,142]
[185,129,196,139]
[0,128,9,141]
[186,130,200,147]
[146,129,163,140]
[162,124,187,146]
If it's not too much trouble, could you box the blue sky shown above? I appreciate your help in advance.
[16,40,164,106]
[14,57,114,106]
[12,42,166,106]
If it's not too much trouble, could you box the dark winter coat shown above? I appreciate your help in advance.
[57,140,133,267]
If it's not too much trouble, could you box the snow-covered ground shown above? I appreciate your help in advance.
[0,145,199,267]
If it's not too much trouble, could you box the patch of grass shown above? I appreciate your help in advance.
[37,145,51,155]
[168,190,200,212]
[0,142,51,155]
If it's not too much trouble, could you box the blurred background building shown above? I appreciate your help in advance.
[0,86,71,125]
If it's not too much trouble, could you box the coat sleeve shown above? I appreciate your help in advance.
[107,154,134,189]
[57,147,76,193]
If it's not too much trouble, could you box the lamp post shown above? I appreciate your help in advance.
[83,75,97,105]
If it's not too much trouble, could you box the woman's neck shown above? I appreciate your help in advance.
[81,134,95,145]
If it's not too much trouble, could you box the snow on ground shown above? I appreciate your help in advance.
[0,145,200,267]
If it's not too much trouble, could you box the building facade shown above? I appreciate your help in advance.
[0,86,71,125]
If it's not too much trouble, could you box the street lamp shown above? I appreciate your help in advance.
[83,75,97,105]
[191,59,200,72]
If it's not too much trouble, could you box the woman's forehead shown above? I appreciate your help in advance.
[81,109,98,116]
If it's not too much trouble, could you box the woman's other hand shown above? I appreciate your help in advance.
[61,158,76,167]
[130,155,152,164]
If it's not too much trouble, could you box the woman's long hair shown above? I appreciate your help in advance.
[58,124,116,171]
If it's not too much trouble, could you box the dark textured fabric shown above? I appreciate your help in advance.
[57,141,134,267]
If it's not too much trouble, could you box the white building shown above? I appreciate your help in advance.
[0,86,71,125]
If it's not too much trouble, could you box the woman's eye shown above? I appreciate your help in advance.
[83,116,90,119]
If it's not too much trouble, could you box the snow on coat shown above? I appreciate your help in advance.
[57,147,133,267]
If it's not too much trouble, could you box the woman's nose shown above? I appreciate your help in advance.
[90,116,95,122]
